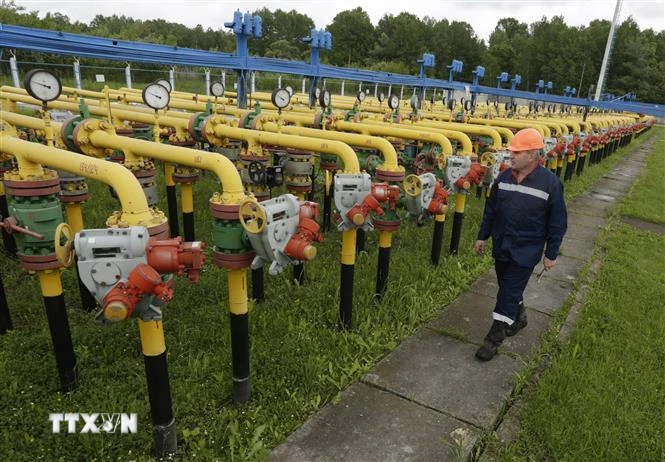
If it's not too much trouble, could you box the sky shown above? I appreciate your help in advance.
[11,0,665,43]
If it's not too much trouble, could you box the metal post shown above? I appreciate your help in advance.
[302,78,306,94]
[9,56,20,88]
[125,64,132,89]
[341,80,345,96]
[73,60,82,90]
[205,69,211,96]
[278,75,282,88]
[222,71,226,88]
[169,68,175,92]
[388,84,392,96]
[374,83,378,98]
[251,72,256,94]
[400,86,404,100]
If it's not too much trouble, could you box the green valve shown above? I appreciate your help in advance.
[211,219,252,253]
[9,193,63,255]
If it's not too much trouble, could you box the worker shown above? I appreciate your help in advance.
[474,127,567,361]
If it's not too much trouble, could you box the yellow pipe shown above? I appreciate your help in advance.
[38,270,63,297]
[454,194,466,214]
[64,204,85,234]
[227,269,248,315]
[0,134,155,226]
[468,117,549,138]
[259,120,403,174]
[180,183,194,214]
[341,230,357,265]
[137,319,166,356]
[378,230,392,248]
[415,118,504,148]
[333,119,453,156]
[364,118,475,154]
[204,116,360,173]
[164,163,176,187]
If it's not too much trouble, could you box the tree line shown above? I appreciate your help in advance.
[1,2,663,103]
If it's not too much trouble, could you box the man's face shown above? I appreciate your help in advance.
[510,149,536,171]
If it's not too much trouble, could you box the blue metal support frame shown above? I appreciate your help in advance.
[1,24,662,117]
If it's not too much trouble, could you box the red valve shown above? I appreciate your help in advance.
[346,194,384,226]
[499,162,509,172]
[371,183,400,210]
[455,161,485,190]
[101,263,174,322]
[427,181,449,215]
[284,217,323,261]
[299,201,320,221]
[145,237,205,283]
[0,216,45,240]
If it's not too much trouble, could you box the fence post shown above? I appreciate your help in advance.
[301,78,306,94]
[400,86,404,100]
[341,80,345,96]
[374,83,378,98]
[73,60,82,89]
[278,75,282,88]
[169,67,175,92]
[388,84,392,96]
[205,69,211,96]
[251,72,256,94]
[222,71,226,89]
[125,63,132,89]
[9,55,20,88]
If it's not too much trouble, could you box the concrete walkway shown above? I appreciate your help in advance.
[269,136,656,462]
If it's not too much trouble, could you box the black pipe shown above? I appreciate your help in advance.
[374,246,391,300]
[143,351,177,457]
[475,185,483,198]
[230,312,250,403]
[251,267,264,302]
[576,155,586,176]
[166,185,180,238]
[431,219,445,266]
[556,165,563,177]
[0,194,17,256]
[564,160,575,182]
[75,255,97,312]
[293,262,305,285]
[44,293,78,392]
[0,270,12,334]
[182,211,195,242]
[339,263,354,329]
[449,211,464,255]
[356,229,365,254]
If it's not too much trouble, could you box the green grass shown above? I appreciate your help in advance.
[0,127,659,461]
[618,128,665,224]
[497,128,665,461]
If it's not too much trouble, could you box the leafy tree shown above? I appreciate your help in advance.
[326,8,376,66]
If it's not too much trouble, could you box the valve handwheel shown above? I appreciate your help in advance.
[54,222,75,267]
[248,161,266,184]
[239,200,267,234]
[479,152,497,167]
[403,174,423,197]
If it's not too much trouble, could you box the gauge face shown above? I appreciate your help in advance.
[142,83,170,110]
[271,88,291,109]
[210,82,225,97]
[388,94,399,110]
[24,69,62,102]
[357,91,366,103]
[156,78,172,93]
[319,89,331,108]
[314,87,321,99]
[285,86,294,96]
[377,92,385,103]
[410,94,420,110]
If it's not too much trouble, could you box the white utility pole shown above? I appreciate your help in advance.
[594,0,622,101]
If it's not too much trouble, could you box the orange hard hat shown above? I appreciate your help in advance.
[509,128,544,152]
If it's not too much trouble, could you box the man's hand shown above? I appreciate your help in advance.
[474,240,486,255]
[543,256,557,270]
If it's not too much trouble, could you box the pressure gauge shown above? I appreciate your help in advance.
[210,81,225,97]
[24,69,62,102]
[377,92,385,103]
[387,94,399,110]
[156,78,172,93]
[142,82,170,110]
[356,91,366,103]
[314,87,321,99]
[271,88,291,109]
[410,94,420,110]
[285,86,294,96]
[319,89,331,108]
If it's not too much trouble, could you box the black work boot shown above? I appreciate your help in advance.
[475,320,507,361]
[505,302,528,337]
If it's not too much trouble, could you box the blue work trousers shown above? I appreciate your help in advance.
[493,259,534,325]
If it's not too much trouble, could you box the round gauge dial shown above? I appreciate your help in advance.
[210,82,225,97]
[314,87,321,99]
[271,88,291,109]
[387,94,399,110]
[377,92,385,103]
[24,69,62,102]
[356,91,366,103]
[156,78,172,93]
[319,89,331,108]
[142,83,170,110]
[285,85,294,96]
[410,94,420,110]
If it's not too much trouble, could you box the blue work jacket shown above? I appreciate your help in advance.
[477,164,567,268]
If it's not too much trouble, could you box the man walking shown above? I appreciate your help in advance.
[474,128,567,361]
